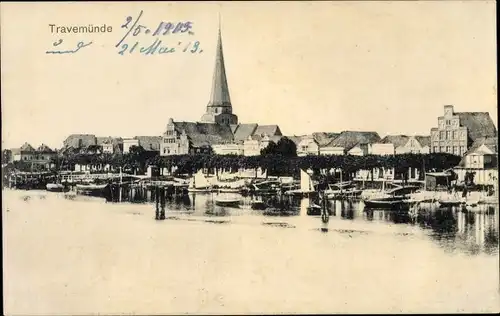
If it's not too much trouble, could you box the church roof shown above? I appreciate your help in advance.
[207,25,231,107]
[233,124,258,142]
[173,121,234,147]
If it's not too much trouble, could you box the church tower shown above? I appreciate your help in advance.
[200,21,238,125]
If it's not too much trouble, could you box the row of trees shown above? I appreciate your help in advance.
[4,139,463,180]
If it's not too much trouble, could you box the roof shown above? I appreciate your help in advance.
[253,125,282,137]
[134,136,162,151]
[380,135,410,148]
[326,131,381,151]
[173,121,234,147]
[312,132,340,147]
[286,135,307,146]
[466,136,498,155]
[37,144,53,153]
[20,142,36,152]
[414,136,431,147]
[97,137,123,145]
[457,112,497,142]
[207,26,231,107]
[232,124,258,142]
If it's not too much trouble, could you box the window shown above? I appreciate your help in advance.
[446,120,451,125]
[446,131,451,140]
[452,131,457,139]
[440,131,445,139]
[440,147,445,152]
[446,146,451,153]
[453,147,459,155]
[460,146,466,154]
[433,146,438,152]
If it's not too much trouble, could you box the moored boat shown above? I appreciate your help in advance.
[188,170,213,193]
[251,200,267,210]
[325,181,362,200]
[214,196,242,207]
[75,183,109,195]
[46,183,67,192]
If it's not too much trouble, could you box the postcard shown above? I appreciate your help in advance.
[1,1,498,315]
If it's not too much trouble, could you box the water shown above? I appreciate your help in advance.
[3,189,499,314]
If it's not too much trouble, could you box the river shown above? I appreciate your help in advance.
[2,189,499,314]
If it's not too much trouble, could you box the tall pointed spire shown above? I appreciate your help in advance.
[207,17,231,107]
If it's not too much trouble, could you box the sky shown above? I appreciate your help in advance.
[1,1,497,150]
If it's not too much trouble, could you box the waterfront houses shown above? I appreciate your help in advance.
[8,143,57,169]
[379,135,431,154]
[454,136,498,185]
[430,104,497,156]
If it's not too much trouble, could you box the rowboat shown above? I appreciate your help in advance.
[215,196,241,208]
[75,183,109,195]
[46,183,66,192]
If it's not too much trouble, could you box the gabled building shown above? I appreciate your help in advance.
[380,134,431,154]
[430,105,497,156]
[324,131,381,156]
[454,136,498,185]
[10,143,56,169]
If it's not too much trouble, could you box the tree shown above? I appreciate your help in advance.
[260,137,297,157]
[2,149,12,164]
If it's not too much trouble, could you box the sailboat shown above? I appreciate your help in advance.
[188,170,213,193]
[285,169,315,196]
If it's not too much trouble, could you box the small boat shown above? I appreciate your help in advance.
[324,181,362,199]
[251,200,267,210]
[363,198,411,209]
[46,183,66,192]
[438,199,464,207]
[362,184,419,209]
[306,203,322,215]
[218,188,241,193]
[215,196,242,208]
[75,183,109,195]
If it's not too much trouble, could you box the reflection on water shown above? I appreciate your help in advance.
[102,186,500,256]
[4,188,499,314]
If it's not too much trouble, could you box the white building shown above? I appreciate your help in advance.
[122,138,140,154]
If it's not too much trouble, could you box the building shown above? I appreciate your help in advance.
[97,137,123,154]
[380,135,430,154]
[430,105,497,156]
[9,143,57,169]
[63,134,97,149]
[454,136,498,185]
[368,143,395,156]
[123,138,140,154]
[160,25,282,157]
[200,26,238,126]
[323,131,381,155]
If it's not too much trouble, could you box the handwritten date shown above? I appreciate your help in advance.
[118,39,203,55]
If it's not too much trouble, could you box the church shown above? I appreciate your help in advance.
[160,25,283,156]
